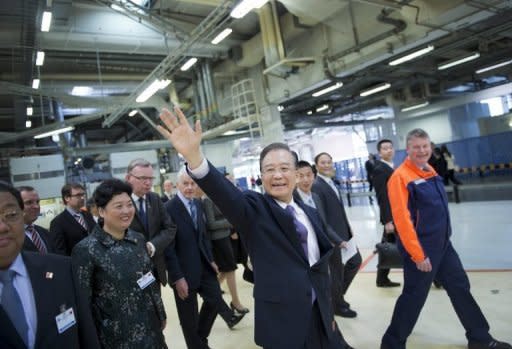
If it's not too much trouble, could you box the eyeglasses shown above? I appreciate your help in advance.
[0,210,22,224]
[130,174,156,182]
[70,193,86,198]
[262,166,294,176]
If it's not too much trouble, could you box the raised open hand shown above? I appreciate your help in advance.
[158,106,204,169]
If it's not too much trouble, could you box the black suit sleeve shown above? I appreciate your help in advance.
[163,200,183,284]
[50,215,68,255]
[372,163,393,224]
[149,194,176,254]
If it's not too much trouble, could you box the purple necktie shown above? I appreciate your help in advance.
[285,205,308,258]
[74,213,87,230]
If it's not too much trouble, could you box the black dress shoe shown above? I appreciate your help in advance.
[377,280,401,288]
[226,312,246,329]
[334,307,357,318]
[468,340,512,349]
[230,302,250,314]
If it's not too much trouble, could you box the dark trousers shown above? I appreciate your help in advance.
[173,271,233,349]
[263,302,346,349]
[381,241,491,349]
[376,230,397,284]
[330,246,362,310]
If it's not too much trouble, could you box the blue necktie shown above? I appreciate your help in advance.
[189,200,198,229]
[0,270,29,346]
[138,197,148,230]
[285,205,308,258]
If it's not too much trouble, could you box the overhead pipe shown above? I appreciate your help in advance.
[204,61,221,125]
[195,67,209,126]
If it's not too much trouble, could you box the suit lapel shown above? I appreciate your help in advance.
[63,210,87,234]
[263,194,308,263]
[131,197,147,234]
[298,201,332,255]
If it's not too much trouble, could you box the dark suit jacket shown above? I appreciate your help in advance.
[23,224,56,254]
[129,191,176,286]
[50,209,96,256]
[293,189,341,245]
[164,196,215,289]
[312,177,353,241]
[0,252,99,349]
[372,159,394,225]
[193,162,335,348]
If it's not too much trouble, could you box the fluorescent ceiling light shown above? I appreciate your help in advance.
[230,0,268,19]
[128,110,138,117]
[32,79,40,89]
[312,82,343,97]
[360,82,391,97]
[316,104,329,112]
[389,45,434,66]
[365,113,386,121]
[27,107,33,116]
[71,86,93,96]
[180,57,198,71]
[136,79,171,103]
[401,101,429,112]
[438,52,480,70]
[35,51,45,66]
[307,110,313,115]
[25,120,32,128]
[41,11,52,32]
[277,105,284,111]
[34,126,75,139]
[211,28,233,45]
[476,59,512,74]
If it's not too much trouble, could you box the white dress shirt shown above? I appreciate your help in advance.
[296,188,316,209]
[0,254,37,349]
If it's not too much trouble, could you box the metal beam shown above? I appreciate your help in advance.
[102,0,235,128]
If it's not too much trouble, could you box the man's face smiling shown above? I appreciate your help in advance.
[261,149,297,203]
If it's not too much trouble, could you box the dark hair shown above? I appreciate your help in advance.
[314,152,332,165]
[17,185,35,193]
[377,139,393,152]
[406,128,430,145]
[440,144,451,157]
[0,181,24,210]
[297,160,313,171]
[259,142,296,170]
[86,197,96,211]
[61,183,85,202]
[93,179,133,209]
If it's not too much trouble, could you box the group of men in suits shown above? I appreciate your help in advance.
[0,181,100,349]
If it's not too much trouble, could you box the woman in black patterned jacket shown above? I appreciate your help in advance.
[72,179,167,349]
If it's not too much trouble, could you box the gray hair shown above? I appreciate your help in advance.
[176,167,189,183]
[406,128,430,145]
[127,158,152,173]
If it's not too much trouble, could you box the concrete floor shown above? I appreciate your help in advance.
[161,200,512,348]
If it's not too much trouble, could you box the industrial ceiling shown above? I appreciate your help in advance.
[1,0,511,161]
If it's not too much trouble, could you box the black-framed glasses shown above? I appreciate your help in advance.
[0,210,22,224]
[130,174,155,182]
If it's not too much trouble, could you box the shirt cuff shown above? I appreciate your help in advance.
[187,158,209,179]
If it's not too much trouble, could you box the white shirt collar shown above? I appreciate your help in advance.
[381,159,394,168]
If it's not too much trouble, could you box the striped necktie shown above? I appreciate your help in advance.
[27,225,47,253]
[74,213,87,230]
[0,270,29,346]
[189,200,198,229]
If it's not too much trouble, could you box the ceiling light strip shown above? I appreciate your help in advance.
[438,52,480,70]
[211,28,233,45]
[312,82,343,97]
[35,51,45,66]
[136,79,171,103]
[180,57,198,71]
[476,59,512,74]
[359,82,391,97]
[34,126,75,139]
[401,101,429,112]
[389,45,434,66]
[41,11,52,32]
[230,0,268,19]
[316,104,329,112]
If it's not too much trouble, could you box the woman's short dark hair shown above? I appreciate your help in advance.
[93,179,132,209]
[0,181,23,210]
